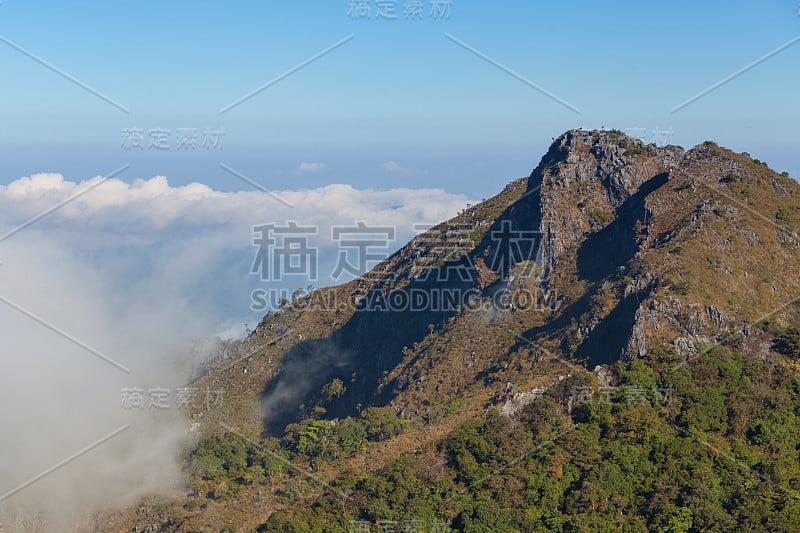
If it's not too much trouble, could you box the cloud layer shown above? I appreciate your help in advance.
[0,172,471,529]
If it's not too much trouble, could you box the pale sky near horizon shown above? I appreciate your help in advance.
[0,0,798,197]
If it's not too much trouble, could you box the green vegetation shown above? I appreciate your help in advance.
[185,406,407,508]
[589,208,614,226]
[282,407,406,463]
[762,323,800,359]
[188,434,287,501]
[665,272,689,296]
[776,207,792,226]
[264,344,800,532]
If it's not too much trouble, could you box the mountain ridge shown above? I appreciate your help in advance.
[100,129,800,532]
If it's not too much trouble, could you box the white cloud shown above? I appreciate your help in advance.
[0,174,468,235]
[0,172,473,529]
[382,160,425,177]
[298,162,326,173]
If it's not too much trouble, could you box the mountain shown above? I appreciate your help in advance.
[104,130,800,532]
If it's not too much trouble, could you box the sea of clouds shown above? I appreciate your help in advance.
[0,172,471,530]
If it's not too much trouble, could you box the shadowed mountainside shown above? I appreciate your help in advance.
[100,129,800,532]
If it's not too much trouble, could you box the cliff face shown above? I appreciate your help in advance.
[491,130,797,364]
[527,129,672,268]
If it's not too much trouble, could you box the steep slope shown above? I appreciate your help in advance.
[101,130,800,532]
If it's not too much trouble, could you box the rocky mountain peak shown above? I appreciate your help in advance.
[104,131,800,531]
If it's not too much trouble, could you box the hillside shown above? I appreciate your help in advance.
[101,130,800,532]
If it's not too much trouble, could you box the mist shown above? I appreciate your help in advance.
[0,172,469,530]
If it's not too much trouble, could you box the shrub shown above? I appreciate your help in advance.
[190,435,248,480]
[361,407,407,442]
[589,208,614,226]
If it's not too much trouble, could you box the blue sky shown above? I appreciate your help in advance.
[1,0,799,197]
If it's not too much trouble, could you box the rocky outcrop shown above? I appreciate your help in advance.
[525,130,670,270]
